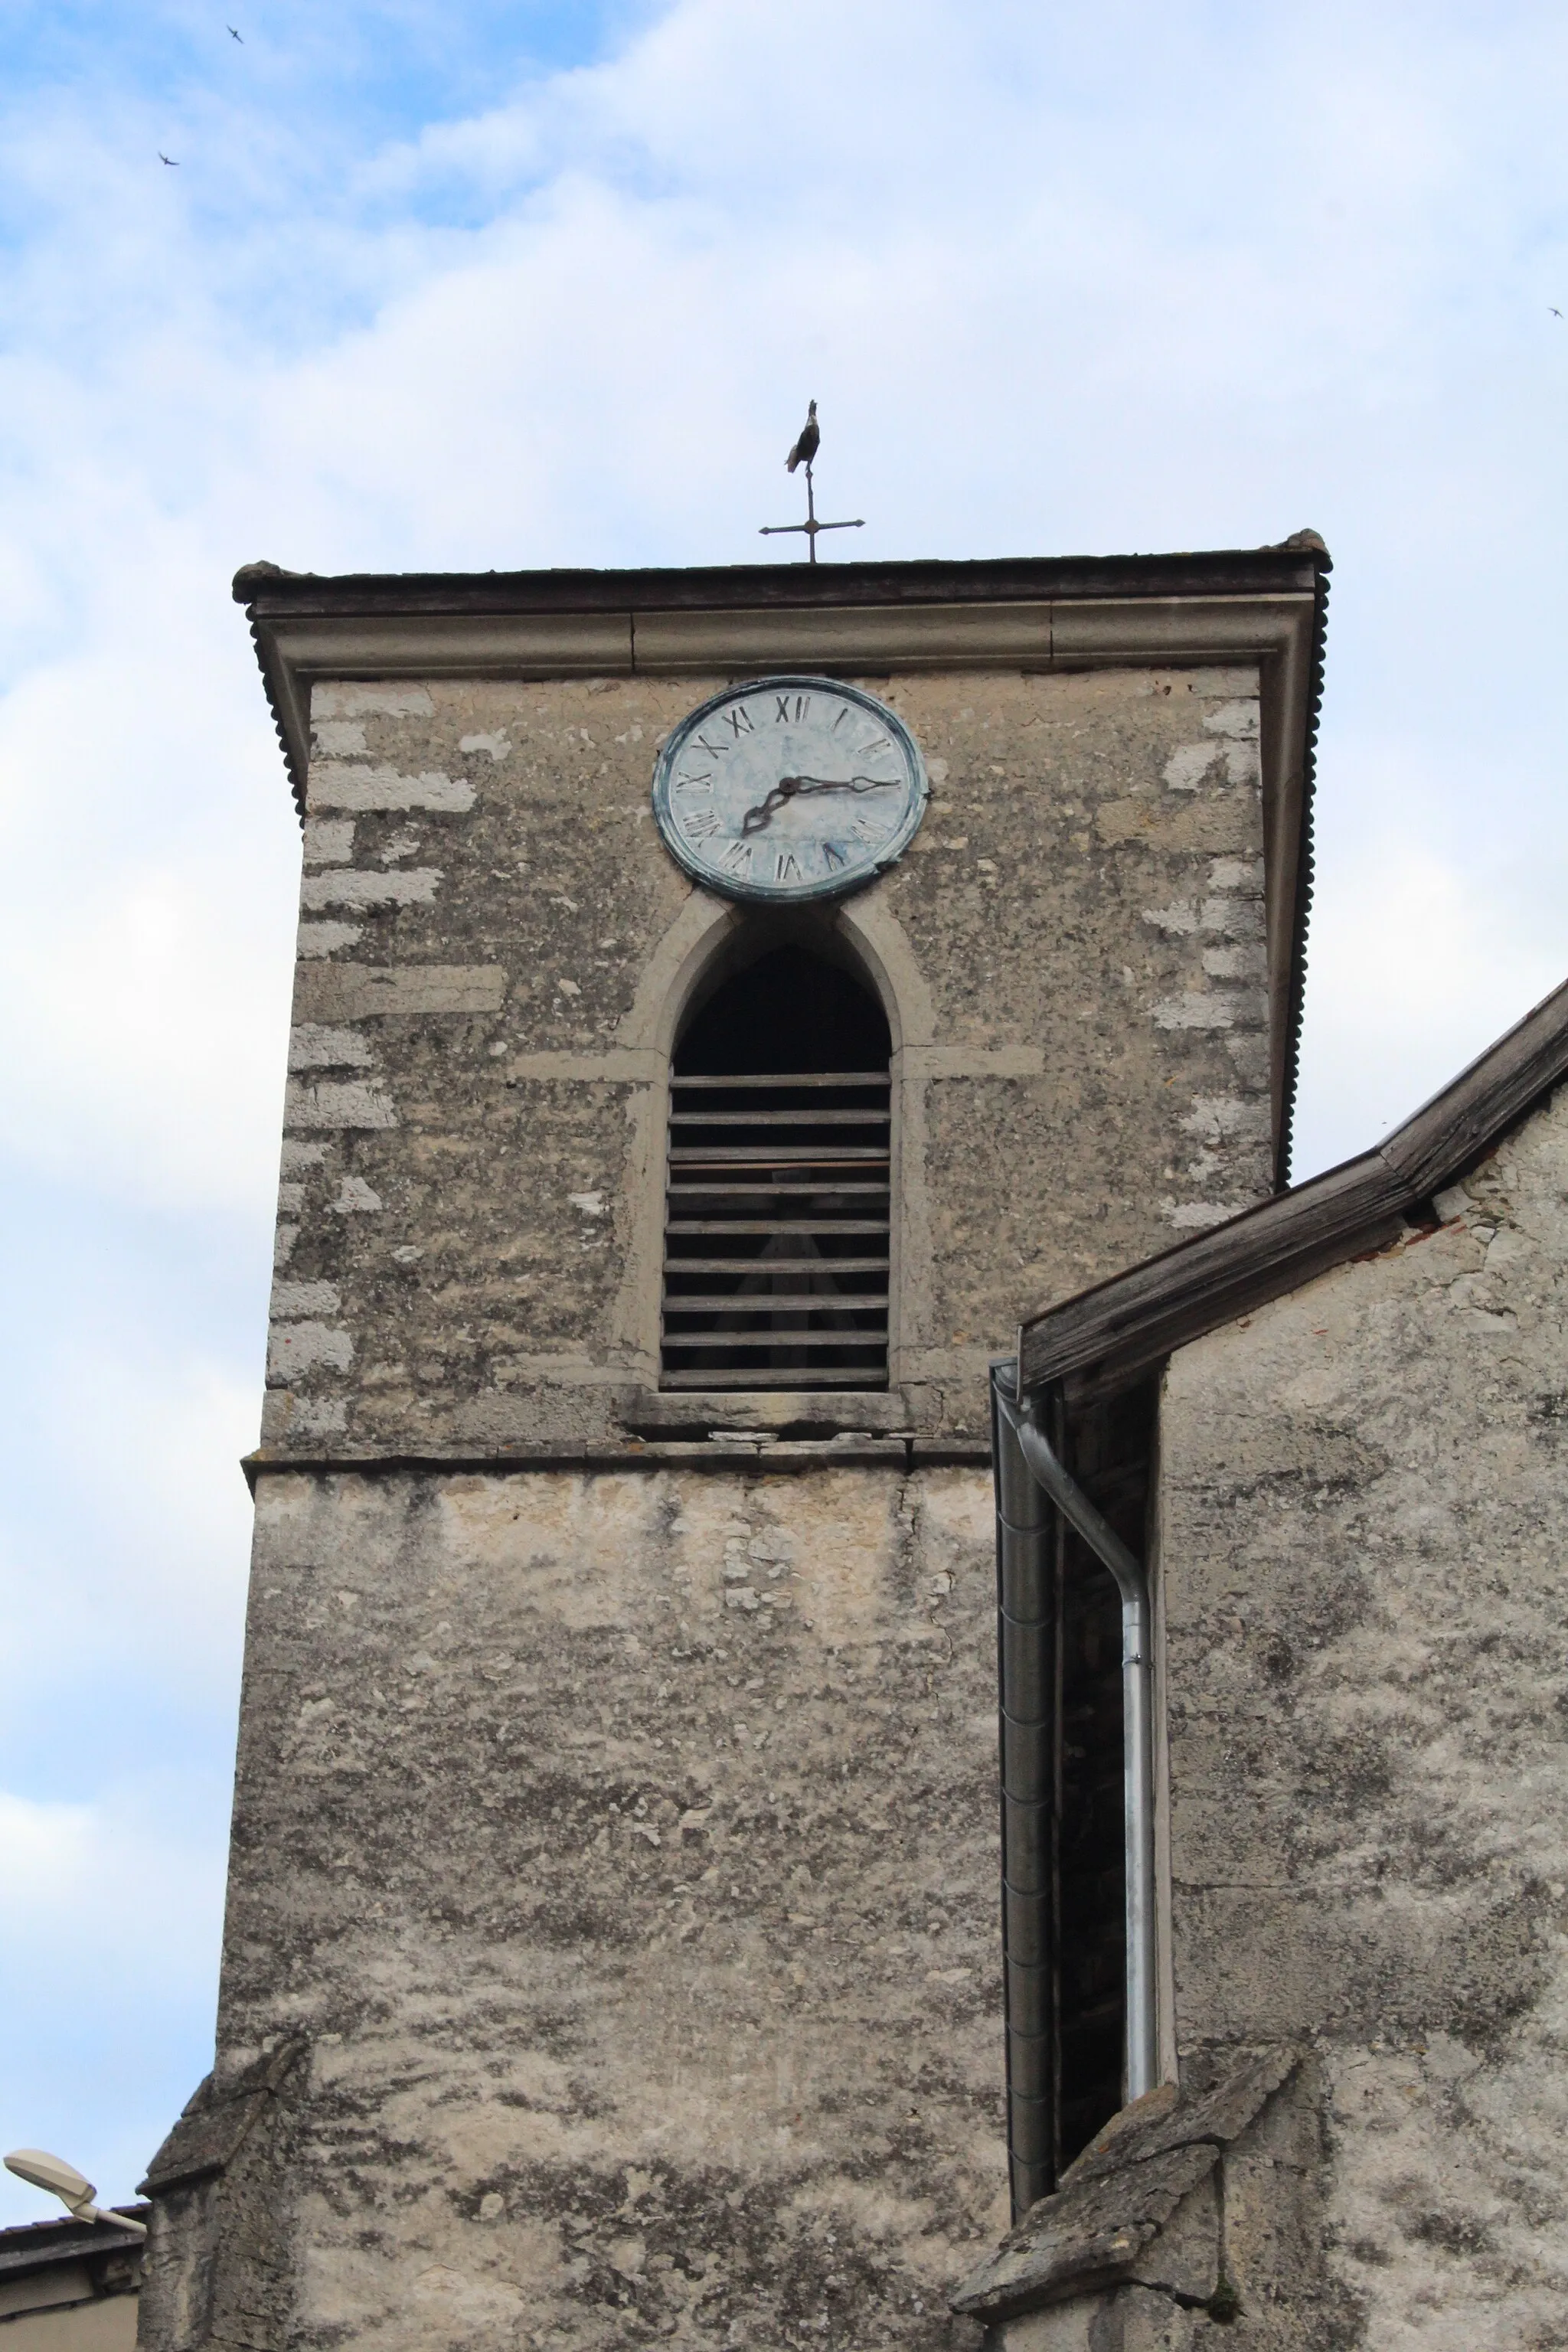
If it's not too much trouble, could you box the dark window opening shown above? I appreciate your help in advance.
[995,1369,1158,2216]
[661,943,891,1392]
[1054,1383,1156,2171]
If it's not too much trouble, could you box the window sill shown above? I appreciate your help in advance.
[620,1387,910,1439]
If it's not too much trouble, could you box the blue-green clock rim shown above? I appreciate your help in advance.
[650,673,929,904]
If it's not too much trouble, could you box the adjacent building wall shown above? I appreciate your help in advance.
[1158,1079,1568,2347]
[0,2216,144,2352]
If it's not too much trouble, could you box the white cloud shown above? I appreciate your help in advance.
[0,1792,97,1909]
[0,1778,228,2222]
[0,1780,224,1991]
[0,542,296,1214]
[1295,835,1567,1175]
[0,1339,256,1720]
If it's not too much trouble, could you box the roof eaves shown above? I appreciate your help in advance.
[230,544,1327,621]
[233,538,1331,835]
[1018,969,1568,1397]
[243,599,309,820]
[0,2210,150,2276]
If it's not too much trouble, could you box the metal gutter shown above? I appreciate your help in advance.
[1013,1396,1157,2109]
[991,1362,1159,2217]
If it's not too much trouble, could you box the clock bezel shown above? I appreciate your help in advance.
[650,674,929,905]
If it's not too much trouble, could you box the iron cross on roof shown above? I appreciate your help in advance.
[759,400,864,564]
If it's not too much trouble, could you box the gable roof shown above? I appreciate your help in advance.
[1018,972,1568,1399]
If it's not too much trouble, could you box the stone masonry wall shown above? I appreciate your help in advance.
[263,664,1274,1453]
[218,1462,1000,2352]
[198,642,1295,2352]
[1158,1079,1568,2348]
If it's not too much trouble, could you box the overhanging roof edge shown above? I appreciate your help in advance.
[1018,971,1568,1397]
[236,541,1331,867]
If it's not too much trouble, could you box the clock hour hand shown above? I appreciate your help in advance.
[738,782,792,837]
[738,773,898,837]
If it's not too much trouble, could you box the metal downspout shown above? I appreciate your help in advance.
[991,1364,1055,2219]
[1014,1393,1158,2108]
[991,1364,1158,2210]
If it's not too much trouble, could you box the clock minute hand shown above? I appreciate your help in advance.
[738,773,897,836]
[790,773,898,797]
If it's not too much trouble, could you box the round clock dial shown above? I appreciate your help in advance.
[652,676,928,903]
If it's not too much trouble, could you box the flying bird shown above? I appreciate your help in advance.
[786,400,820,474]
[158,152,179,165]
[1553,307,1563,319]
[228,24,243,38]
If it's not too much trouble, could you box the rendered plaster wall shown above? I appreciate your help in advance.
[264,664,1273,1454]
[216,1462,1001,2352]
[0,2301,139,2352]
[1158,1079,1568,2348]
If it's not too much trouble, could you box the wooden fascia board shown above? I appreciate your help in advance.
[1018,974,1568,1397]
[1018,1153,1404,1393]
[1378,988,1568,1195]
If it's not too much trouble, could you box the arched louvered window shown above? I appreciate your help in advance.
[660,942,892,1393]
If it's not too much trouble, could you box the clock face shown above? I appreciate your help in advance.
[651,676,928,903]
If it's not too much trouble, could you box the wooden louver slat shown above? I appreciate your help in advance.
[659,1071,891,1392]
[669,1108,890,1128]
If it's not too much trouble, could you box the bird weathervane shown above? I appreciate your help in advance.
[760,400,864,564]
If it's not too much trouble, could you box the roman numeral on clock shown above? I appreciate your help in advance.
[683,808,722,841]
[775,851,802,885]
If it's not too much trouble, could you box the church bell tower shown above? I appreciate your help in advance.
[137,544,1325,2350]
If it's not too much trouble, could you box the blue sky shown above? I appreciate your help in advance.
[5,0,1568,2220]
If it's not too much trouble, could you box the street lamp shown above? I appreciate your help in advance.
[3,2151,147,2239]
